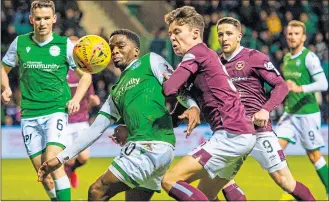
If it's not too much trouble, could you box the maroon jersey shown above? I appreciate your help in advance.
[164,43,255,135]
[220,47,288,132]
[67,70,95,123]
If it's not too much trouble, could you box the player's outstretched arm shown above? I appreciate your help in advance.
[1,65,12,104]
[67,68,92,114]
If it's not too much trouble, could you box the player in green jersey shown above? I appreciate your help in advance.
[276,20,329,199]
[36,29,200,201]
[1,1,91,200]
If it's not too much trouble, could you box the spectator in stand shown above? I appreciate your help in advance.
[266,10,282,40]
[150,26,168,59]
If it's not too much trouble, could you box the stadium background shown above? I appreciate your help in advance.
[1,0,328,200]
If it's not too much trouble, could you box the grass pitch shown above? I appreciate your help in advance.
[1,155,328,200]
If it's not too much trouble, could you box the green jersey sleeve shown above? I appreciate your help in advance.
[2,37,18,68]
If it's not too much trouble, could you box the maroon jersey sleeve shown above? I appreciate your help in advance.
[163,53,198,96]
[251,51,288,112]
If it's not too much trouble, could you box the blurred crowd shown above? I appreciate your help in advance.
[1,0,328,126]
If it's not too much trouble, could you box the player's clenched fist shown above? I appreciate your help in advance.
[252,108,269,128]
[1,88,12,104]
[37,157,62,182]
[109,125,128,146]
[67,99,80,114]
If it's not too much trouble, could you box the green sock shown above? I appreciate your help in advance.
[55,176,71,201]
[56,188,71,201]
[314,156,329,193]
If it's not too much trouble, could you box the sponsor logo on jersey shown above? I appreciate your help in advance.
[26,47,31,53]
[284,71,302,78]
[231,77,248,82]
[49,45,60,56]
[23,61,60,72]
[235,61,245,70]
[113,78,141,103]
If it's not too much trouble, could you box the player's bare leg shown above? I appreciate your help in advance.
[307,149,329,196]
[125,188,154,201]
[270,166,315,200]
[65,148,90,188]
[45,145,71,200]
[88,169,130,200]
[162,155,220,200]
[31,155,57,200]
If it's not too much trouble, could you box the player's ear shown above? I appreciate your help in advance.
[237,32,242,43]
[302,34,307,43]
[134,47,140,57]
[192,28,200,40]
[53,14,57,24]
[29,15,34,24]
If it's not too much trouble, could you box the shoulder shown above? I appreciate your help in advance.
[248,49,269,61]
[53,32,69,44]
[305,51,320,60]
[188,43,214,57]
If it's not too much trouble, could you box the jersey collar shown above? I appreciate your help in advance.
[290,47,305,59]
[223,46,244,62]
[32,32,54,47]
[122,59,138,72]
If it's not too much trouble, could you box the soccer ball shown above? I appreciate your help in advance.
[73,35,111,74]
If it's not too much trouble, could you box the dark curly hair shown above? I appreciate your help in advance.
[110,29,140,49]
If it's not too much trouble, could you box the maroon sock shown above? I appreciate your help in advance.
[169,181,208,201]
[222,183,246,201]
[290,181,315,201]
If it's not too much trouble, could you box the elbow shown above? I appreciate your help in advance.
[163,82,178,97]
[83,72,92,86]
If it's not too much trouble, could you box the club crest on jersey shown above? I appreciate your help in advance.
[296,59,301,66]
[49,45,60,56]
[131,60,141,70]
[235,61,245,70]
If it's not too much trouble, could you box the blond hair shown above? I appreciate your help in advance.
[165,6,204,38]
[216,17,242,32]
[30,0,55,16]
[287,20,306,35]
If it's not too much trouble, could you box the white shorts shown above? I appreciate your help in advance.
[250,131,287,173]
[189,130,256,180]
[21,112,69,158]
[66,122,90,145]
[276,112,324,151]
[109,141,174,192]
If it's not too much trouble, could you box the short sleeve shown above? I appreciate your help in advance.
[149,52,174,84]
[67,38,77,69]
[305,52,323,76]
[98,95,121,122]
[2,37,18,68]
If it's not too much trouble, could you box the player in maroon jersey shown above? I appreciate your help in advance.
[196,17,315,201]
[64,36,100,188]
[160,6,256,201]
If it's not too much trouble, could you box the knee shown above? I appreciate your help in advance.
[161,173,176,193]
[307,150,321,164]
[88,182,102,200]
[42,174,55,188]
[78,155,89,164]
